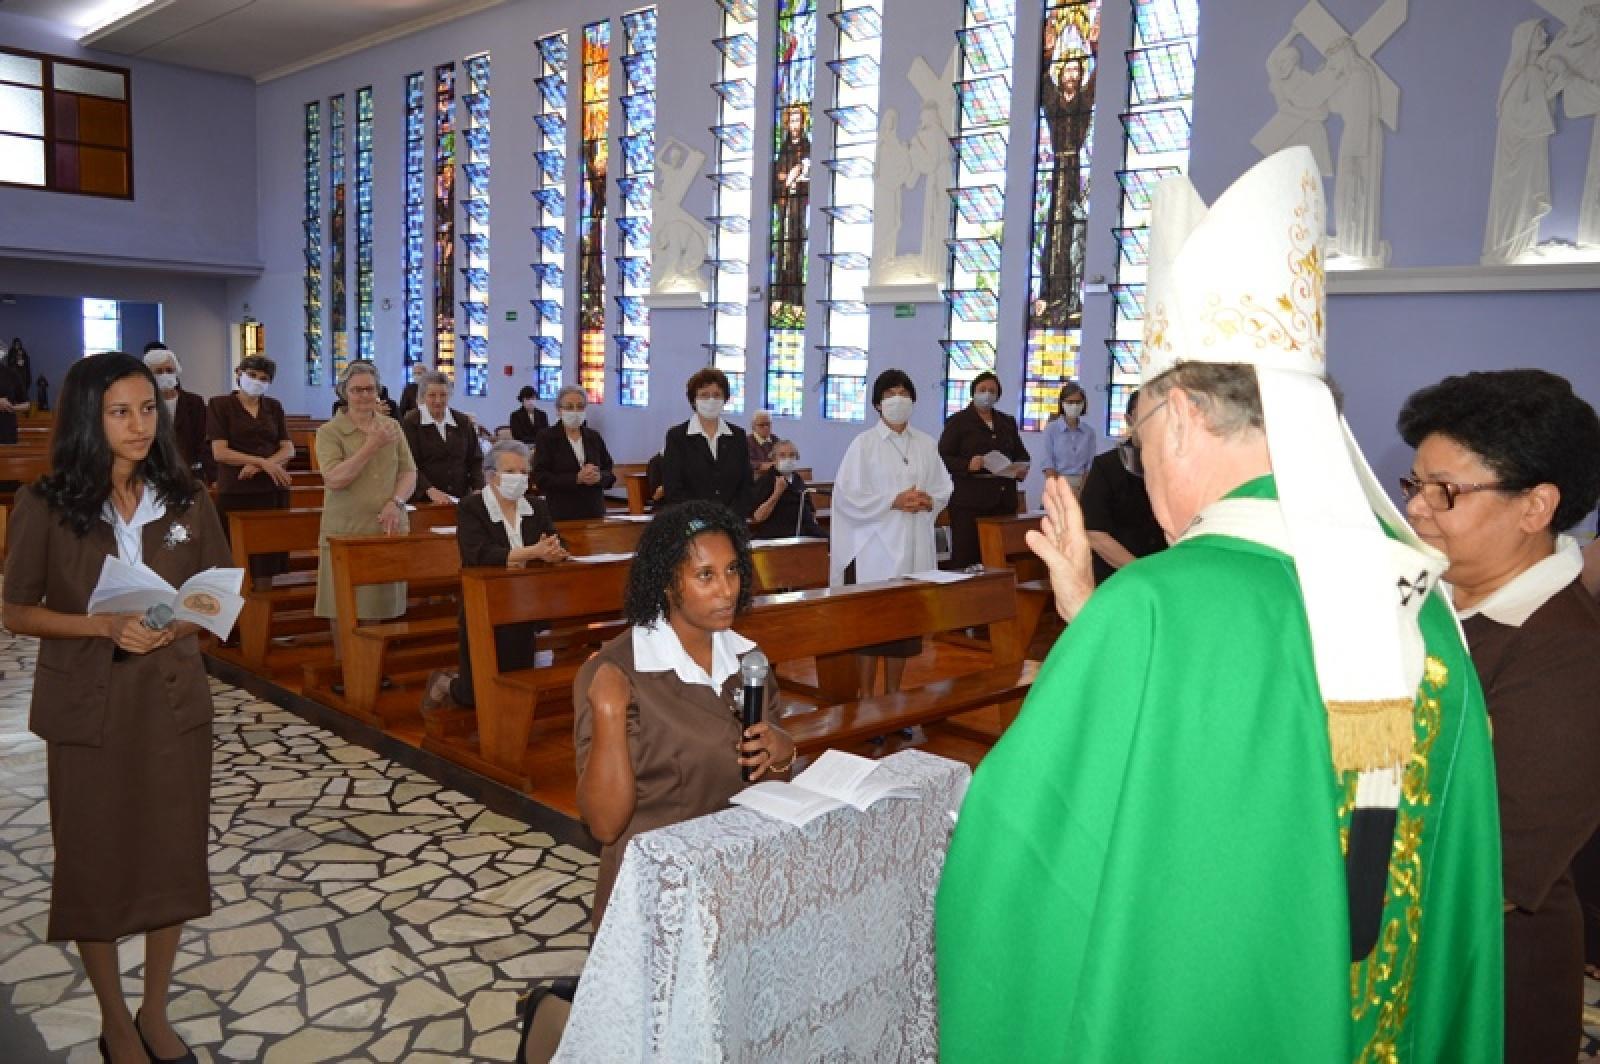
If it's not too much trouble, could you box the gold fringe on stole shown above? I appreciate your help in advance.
[1326,698,1416,774]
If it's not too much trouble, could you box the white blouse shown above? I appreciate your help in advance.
[829,420,953,586]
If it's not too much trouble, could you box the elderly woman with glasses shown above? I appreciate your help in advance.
[400,370,484,505]
[314,361,416,646]
[1398,368,1600,1064]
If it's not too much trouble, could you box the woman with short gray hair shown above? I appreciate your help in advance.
[401,370,483,505]
[533,385,616,520]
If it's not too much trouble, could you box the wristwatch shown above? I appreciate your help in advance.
[391,496,406,510]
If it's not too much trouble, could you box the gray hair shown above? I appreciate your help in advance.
[1142,363,1264,440]
[418,370,453,395]
[555,384,586,407]
[336,359,380,399]
[143,346,182,375]
[482,439,531,473]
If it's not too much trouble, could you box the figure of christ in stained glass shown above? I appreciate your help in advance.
[770,103,811,328]
[1033,6,1099,330]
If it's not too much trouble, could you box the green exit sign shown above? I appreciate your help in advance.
[505,310,518,322]
[894,304,915,318]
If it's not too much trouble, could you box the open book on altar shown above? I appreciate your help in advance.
[87,556,245,640]
[730,750,917,827]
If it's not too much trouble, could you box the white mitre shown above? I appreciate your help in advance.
[1141,147,1446,775]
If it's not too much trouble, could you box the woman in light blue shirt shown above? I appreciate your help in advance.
[1041,381,1096,493]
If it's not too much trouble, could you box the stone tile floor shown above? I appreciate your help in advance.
[0,630,595,1062]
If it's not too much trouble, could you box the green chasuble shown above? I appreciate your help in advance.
[936,476,1503,1062]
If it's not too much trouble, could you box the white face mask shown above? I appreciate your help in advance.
[695,397,725,420]
[238,375,269,398]
[154,372,178,392]
[775,458,799,474]
[559,409,585,429]
[495,472,529,501]
[522,399,538,412]
[879,395,914,425]
[1062,401,1084,417]
[973,392,997,411]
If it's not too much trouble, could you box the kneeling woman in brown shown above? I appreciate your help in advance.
[574,500,797,930]
[2,352,230,1064]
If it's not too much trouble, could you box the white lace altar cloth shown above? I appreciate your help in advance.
[553,749,970,1063]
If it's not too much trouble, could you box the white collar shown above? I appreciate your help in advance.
[419,406,457,429]
[481,489,532,526]
[632,621,754,691]
[687,417,731,440]
[1450,536,1584,627]
[875,420,912,442]
[100,486,167,533]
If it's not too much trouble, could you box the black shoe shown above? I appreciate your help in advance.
[97,1036,109,1063]
[134,1010,197,1064]
[518,979,578,1064]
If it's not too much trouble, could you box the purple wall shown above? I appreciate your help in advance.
[0,295,164,398]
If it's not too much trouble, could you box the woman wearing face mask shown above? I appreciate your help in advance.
[659,368,755,516]
[206,355,294,580]
[533,385,616,521]
[421,441,568,717]
[750,438,824,540]
[509,385,550,445]
[831,370,953,696]
[1042,381,1096,494]
[938,371,1030,570]
[1078,388,1167,586]
[142,344,210,483]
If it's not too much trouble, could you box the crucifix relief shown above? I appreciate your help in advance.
[1253,0,1406,268]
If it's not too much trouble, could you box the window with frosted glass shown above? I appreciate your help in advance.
[819,2,884,422]
[707,0,760,412]
[763,0,817,419]
[1105,0,1198,434]
[532,33,569,401]
[460,54,491,398]
[329,93,349,379]
[435,64,457,379]
[942,0,1019,418]
[403,73,427,382]
[82,298,120,357]
[617,9,657,408]
[304,102,324,386]
[0,48,131,198]
[579,21,612,404]
[356,86,375,363]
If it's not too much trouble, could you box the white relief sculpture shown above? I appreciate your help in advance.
[1542,1,1600,246]
[650,138,711,298]
[1483,20,1560,264]
[1251,0,1405,268]
[867,48,959,297]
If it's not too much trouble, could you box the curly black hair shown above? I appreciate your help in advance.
[1398,368,1600,533]
[34,351,199,537]
[624,500,754,626]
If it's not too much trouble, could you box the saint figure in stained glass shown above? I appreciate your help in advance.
[1035,11,1098,329]
[581,136,609,329]
[770,103,811,325]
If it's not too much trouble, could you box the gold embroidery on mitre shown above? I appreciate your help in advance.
[1326,698,1416,775]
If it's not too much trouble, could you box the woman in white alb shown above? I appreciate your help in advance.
[830,368,953,697]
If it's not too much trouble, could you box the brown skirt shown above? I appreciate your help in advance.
[46,652,212,942]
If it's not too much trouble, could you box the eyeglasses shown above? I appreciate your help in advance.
[1126,398,1170,447]
[1397,475,1506,511]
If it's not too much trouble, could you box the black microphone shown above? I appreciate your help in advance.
[142,602,175,630]
[739,649,769,781]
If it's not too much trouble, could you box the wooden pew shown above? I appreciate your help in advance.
[439,537,832,786]
[555,516,649,556]
[0,502,7,567]
[621,469,815,514]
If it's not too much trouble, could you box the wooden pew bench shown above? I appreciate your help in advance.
[436,537,832,787]
[975,513,1054,667]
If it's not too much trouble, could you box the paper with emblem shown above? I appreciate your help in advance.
[87,556,245,639]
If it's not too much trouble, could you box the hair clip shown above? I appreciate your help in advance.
[686,517,708,535]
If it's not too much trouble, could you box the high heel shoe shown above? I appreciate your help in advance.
[134,1009,197,1064]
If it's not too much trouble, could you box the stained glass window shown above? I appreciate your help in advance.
[942,0,1017,417]
[328,94,349,379]
[303,101,323,386]
[434,64,457,380]
[617,9,656,408]
[532,33,568,401]
[1105,0,1199,434]
[403,73,427,383]
[355,86,375,364]
[820,0,883,422]
[763,0,817,419]
[706,0,759,411]
[459,54,490,398]
[579,21,611,403]
[1020,2,1101,431]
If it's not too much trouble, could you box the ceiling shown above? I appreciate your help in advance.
[1,0,510,81]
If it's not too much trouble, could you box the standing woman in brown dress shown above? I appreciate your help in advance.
[1398,369,1600,1064]
[207,354,294,581]
[2,352,230,1064]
